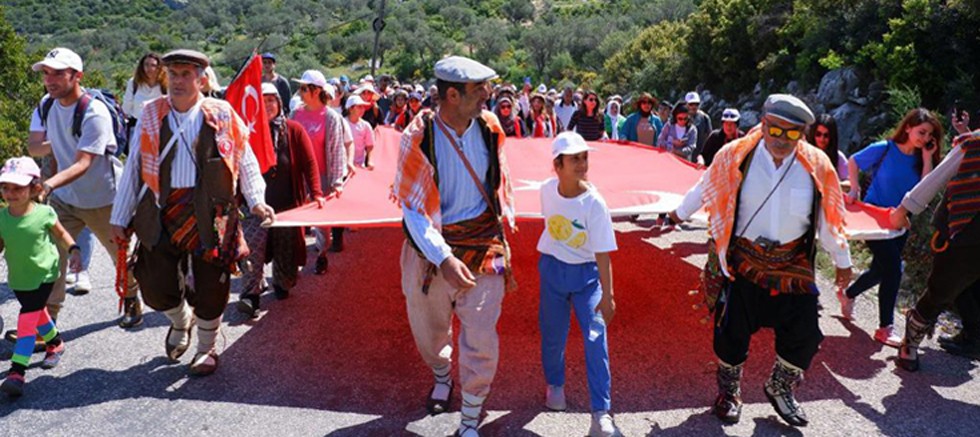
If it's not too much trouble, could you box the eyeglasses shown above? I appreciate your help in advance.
[767,125,803,141]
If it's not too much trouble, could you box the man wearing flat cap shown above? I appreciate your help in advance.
[110,49,276,376]
[392,55,516,437]
[669,94,852,427]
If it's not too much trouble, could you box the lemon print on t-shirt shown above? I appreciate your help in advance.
[547,214,588,249]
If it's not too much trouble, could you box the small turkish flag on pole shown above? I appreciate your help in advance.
[225,54,275,173]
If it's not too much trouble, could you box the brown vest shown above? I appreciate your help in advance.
[133,117,237,249]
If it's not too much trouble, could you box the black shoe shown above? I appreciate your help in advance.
[328,237,344,253]
[118,298,144,329]
[426,381,453,415]
[236,295,260,318]
[314,254,328,275]
[274,285,289,300]
[713,393,742,424]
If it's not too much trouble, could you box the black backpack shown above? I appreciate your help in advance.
[39,88,129,156]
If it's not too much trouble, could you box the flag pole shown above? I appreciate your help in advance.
[370,0,387,76]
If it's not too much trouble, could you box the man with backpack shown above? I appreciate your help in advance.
[26,47,143,329]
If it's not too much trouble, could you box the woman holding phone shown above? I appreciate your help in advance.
[839,108,943,346]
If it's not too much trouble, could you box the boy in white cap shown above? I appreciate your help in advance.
[537,132,619,437]
[393,55,515,437]
[669,94,852,427]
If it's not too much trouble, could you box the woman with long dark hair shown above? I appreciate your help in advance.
[526,93,558,138]
[657,102,698,161]
[806,114,848,182]
[840,108,944,346]
[122,53,167,129]
[566,90,605,141]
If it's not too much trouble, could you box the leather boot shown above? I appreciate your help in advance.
[764,358,808,427]
[897,308,935,372]
[714,362,743,423]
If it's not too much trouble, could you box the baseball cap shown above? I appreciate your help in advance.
[261,52,276,62]
[537,84,547,93]
[261,83,279,96]
[0,157,42,187]
[32,47,83,73]
[353,84,377,95]
[685,92,701,104]
[721,108,741,122]
[292,70,328,88]
[345,95,370,109]
[551,132,595,159]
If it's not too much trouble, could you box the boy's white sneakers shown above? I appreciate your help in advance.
[590,411,618,437]
[545,385,567,411]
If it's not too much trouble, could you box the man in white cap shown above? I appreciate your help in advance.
[25,47,143,330]
[695,108,745,167]
[669,94,852,427]
[392,55,516,437]
[686,91,713,152]
[110,49,275,376]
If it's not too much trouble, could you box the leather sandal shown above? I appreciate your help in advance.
[165,320,194,362]
[189,350,220,377]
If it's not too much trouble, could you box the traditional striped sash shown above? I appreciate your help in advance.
[162,188,199,252]
[731,237,817,295]
[947,134,980,239]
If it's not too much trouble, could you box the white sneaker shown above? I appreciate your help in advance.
[73,272,92,295]
[836,290,854,320]
[589,411,617,437]
[545,385,566,411]
[874,325,902,348]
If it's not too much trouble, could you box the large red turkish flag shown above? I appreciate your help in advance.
[224,54,275,173]
[272,126,900,240]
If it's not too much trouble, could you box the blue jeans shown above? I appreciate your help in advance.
[538,254,611,412]
[846,233,909,327]
[77,227,94,271]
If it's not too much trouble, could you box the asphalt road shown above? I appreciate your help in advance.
[1,218,977,436]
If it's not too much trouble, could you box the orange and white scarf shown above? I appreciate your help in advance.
[703,125,847,277]
[138,96,249,200]
[392,109,516,234]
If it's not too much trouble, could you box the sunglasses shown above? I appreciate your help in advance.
[767,126,803,141]
[814,130,831,139]
[499,104,512,110]
[586,98,597,102]
[639,101,653,105]
[676,116,689,122]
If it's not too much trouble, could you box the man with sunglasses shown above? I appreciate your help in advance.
[669,94,852,427]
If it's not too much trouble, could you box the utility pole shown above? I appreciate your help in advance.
[371,0,387,76]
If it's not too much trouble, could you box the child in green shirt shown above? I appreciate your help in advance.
[0,157,80,397]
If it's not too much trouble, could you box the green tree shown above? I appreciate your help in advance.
[0,6,44,162]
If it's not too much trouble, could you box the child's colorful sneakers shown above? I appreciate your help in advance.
[41,342,65,369]
[1,373,25,397]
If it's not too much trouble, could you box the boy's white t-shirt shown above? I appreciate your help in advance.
[537,177,618,264]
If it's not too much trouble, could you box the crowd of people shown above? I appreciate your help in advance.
[0,47,978,437]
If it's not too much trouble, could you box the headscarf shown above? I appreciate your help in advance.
[494,96,519,137]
